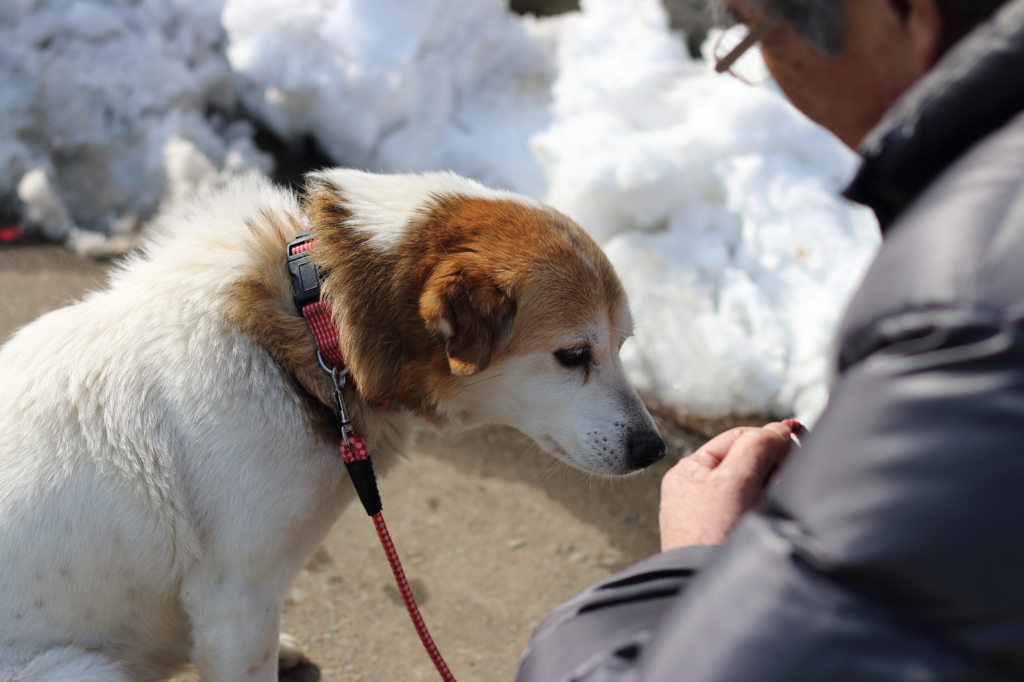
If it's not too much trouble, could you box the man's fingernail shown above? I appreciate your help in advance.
[782,419,806,435]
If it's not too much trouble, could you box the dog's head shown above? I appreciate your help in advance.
[304,170,665,475]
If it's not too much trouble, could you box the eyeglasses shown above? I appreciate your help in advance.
[713,20,773,85]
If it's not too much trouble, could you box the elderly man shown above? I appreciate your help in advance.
[517,0,1024,680]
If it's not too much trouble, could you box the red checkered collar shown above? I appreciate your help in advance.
[287,229,346,370]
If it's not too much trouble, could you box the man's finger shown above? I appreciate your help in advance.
[715,423,794,484]
[688,426,764,469]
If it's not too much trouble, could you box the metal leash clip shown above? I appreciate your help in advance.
[318,350,353,447]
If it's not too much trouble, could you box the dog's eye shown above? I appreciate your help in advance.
[554,346,593,368]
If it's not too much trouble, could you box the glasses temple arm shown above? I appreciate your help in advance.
[715,21,773,73]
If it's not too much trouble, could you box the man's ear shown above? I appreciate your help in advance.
[905,0,942,73]
[419,260,517,377]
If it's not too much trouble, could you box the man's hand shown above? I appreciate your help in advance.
[659,422,799,551]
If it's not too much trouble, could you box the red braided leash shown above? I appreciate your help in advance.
[288,231,457,682]
[340,436,457,682]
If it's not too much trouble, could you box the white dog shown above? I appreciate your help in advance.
[0,169,665,682]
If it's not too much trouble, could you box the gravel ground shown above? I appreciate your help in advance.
[0,243,763,681]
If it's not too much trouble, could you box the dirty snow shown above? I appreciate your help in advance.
[0,0,271,253]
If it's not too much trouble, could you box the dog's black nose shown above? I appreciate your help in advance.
[628,432,667,470]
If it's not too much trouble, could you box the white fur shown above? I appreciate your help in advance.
[309,169,542,250]
[0,171,658,682]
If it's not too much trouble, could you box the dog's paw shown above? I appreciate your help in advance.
[278,634,320,682]
[278,633,309,671]
[279,661,321,682]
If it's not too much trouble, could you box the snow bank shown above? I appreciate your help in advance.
[1,0,880,419]
[222,0,879,419]
[223,0,557,198]
[0,0,271,253]
[533,0,880,419]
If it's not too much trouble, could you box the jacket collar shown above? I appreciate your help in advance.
[844,0,1024,231]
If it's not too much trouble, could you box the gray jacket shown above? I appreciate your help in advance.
[517,2,1024,680]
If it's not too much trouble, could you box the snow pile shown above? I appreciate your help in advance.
[223,0,557,198]
[533,0,880,419]
[1,0,880,418]
[0,0,271,253]
[223,0,878,419]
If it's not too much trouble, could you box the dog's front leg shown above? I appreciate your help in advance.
[183,574,284,682]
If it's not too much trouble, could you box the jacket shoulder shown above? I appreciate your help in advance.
[837,110,1024,372]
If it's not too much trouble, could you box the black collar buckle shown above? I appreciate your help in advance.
[287,229,322,312]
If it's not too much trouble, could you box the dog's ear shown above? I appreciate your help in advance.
[419,260,517,377]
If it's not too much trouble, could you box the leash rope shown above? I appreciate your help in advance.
[288,231,458,682]
[340,436,457,682]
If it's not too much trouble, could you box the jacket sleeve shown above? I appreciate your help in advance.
[516,545,716,682]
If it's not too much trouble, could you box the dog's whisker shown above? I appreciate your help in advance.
[508,441,541,475]
[463,373,505,387]
[538,457,568,482]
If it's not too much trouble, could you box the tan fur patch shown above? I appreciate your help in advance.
[222,209,341,444]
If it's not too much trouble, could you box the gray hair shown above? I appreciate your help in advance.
[707,0,1012,58]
